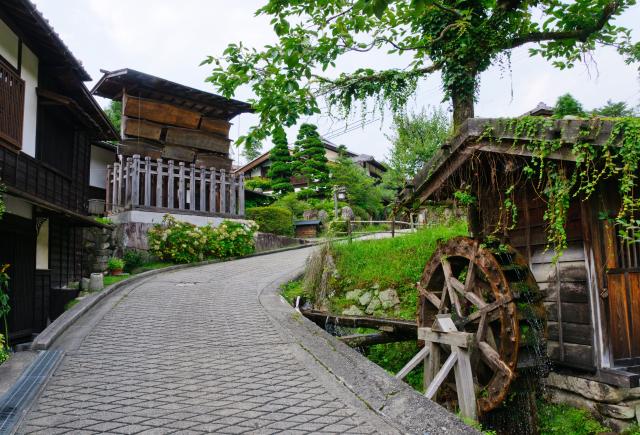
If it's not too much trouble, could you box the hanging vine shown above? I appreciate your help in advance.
[481,116,640,260]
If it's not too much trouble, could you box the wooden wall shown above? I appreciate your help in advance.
[508,188,595,370]
[120,94,233,171]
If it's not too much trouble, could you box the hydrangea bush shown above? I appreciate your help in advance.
[148,215,257,264]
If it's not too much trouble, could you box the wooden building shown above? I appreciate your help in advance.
[0,0,118,342]
[234,139,386,190]
[92,69,252,217]
[397,117,640,427]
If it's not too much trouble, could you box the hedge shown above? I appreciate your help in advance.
[246,206,294,237]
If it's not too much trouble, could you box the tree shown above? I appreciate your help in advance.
[384,107,450,190]
[553,93,586,118]
[104,100,122,132]
[203,0,638,157]
[593,99,637,117]
[267,127,294,195]
[293,124,330,196]
[330,150,384,218]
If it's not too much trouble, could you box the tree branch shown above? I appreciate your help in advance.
[509,1,621,48]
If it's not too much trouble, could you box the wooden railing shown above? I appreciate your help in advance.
[0,57,25,149]
[106,155,245,216]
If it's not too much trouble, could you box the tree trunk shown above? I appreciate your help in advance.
[452,93,475,130]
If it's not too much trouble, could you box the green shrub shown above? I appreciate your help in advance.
[95,216,113,225]
[0,333,8,365]
[538,401,609,435]
[272,192,311,218]
[202,220,257,258]
[246,206,294,236]
[245,177,273,191]
[107,257,125,271]
[123,249,148,273]
[148,214,257,264]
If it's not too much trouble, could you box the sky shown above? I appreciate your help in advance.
[32,0,640,165]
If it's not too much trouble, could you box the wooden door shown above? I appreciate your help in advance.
[0,214,37,341]
[604,222,640,363]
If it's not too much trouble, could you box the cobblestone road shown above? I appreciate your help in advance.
[19,249,396,435]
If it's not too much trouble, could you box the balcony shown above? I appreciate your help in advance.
[106,155,245,217]
[0,56,25,149]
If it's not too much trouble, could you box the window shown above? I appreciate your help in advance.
[0,56,25,149]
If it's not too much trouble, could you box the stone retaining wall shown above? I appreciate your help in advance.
[254,232,308,252]
[83,226,118,273]
[544,372,640,431]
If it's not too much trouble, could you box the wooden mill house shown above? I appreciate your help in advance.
[92,69,252,229]
[0,0,118,342]
[397,117,640,430]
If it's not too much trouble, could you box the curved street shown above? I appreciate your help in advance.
[18,249,396,434]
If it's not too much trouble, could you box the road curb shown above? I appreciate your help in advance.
[258,267,478,435]
[32,242,316,351]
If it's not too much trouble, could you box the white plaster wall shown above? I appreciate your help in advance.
[4,194,32,220]
[324,149,339,162]
[36,220,49,270]
[0,20,19,67]
[0,19,39,157]
[90,145,115,188]
[21,45,38,157]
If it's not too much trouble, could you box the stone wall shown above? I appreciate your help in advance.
[254,232,307,253]
[544,372,640,431]
[83,226,118,273]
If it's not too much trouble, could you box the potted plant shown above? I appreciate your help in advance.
[107,257,125,275]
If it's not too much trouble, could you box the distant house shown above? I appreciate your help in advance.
[0,0,118,341]
[234,139,386,190]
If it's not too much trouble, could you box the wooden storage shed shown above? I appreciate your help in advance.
[92,68,253,171]
[397,117,640,389]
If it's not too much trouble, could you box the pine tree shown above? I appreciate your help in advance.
[267,127,294,196]
[294,124,329,196]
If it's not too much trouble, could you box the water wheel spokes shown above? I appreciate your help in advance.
[417,237,528,414]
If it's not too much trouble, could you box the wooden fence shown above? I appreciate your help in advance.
[106,155,245,216]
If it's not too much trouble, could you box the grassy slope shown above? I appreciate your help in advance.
[330,221,468,319]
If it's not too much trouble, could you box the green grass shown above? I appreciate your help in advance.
[104,261,173,287]
[103,274,130,286]
[332,221,468,289]
[281,279,307,305]
[537,402,610,435]
[329,222,468,319]
[64,299,80,311]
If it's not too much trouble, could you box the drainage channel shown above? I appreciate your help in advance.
[0,350,64,434]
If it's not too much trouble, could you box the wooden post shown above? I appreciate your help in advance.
[124,156,132,207]
[209,168,217,213]
[199,166,206,211]
[156,158,163,208]
[453,346,476,420]
[106,164,112,213]
[229,175,237,215]
[391,216,396,238]
[132,155,140,207]
[189,163,196,211]
[167,160,175,209]
[117,159,123,209]
[238,174,245,216]
[347,218,352,243]
[178,162,185,210]
[220,169,226,214]
[144,156,151,207]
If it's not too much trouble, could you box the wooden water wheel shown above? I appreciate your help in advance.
[416,236,544,415]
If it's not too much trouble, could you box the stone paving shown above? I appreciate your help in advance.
[19,249,394,435]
